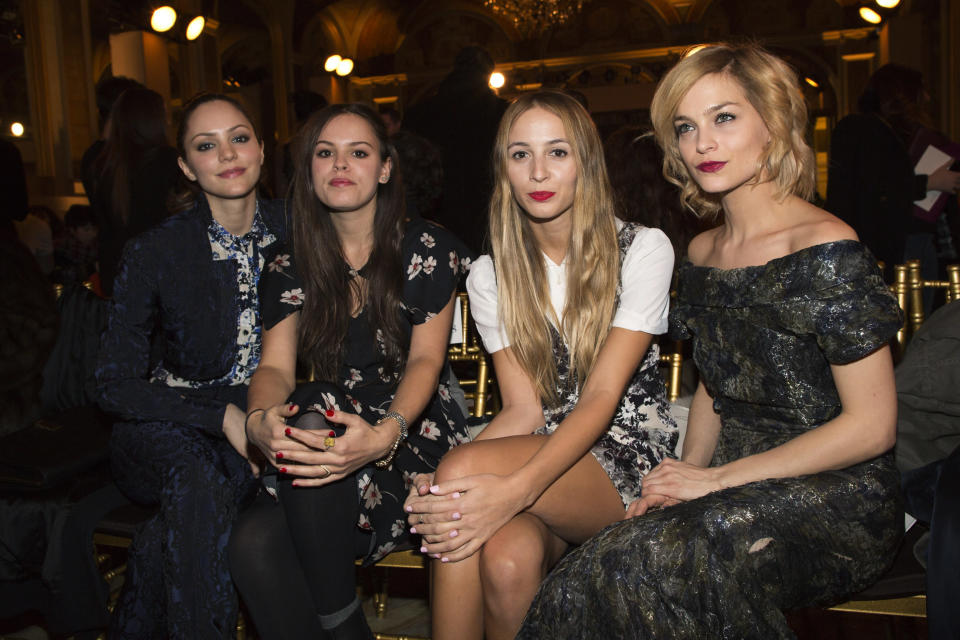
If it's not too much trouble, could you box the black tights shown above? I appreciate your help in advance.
[228,480,371,640]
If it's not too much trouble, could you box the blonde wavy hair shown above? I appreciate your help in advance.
[650,43,816,218]
[489,91,619,407]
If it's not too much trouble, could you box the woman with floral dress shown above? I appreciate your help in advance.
[229,103,470,640]
[403,90,678,640]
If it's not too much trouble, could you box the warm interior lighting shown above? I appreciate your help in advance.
[804,77,820,88]
[685,44,709,57]
[185,16,205,40]
[335,58,354,76]
[859,7,882,24]
[489,72,505,89]
[150,6,177,33]
[10,122,24,137]
[876,0,900,8]
[324,55,342,73]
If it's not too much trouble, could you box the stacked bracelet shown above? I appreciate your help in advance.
[374,411,408,468]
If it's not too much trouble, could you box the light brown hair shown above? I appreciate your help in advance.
[489,91,619,406]
[650,43,815,218]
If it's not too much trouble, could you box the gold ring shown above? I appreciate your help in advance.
[319,464,331,478]
[324,436,336,448]
[418,516,425,524]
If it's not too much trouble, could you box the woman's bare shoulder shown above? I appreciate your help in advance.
[787,201,858,252]
[686,227,722,266]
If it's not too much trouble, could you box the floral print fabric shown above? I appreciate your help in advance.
[260,218,472,563]
[534,222,678,507]
[152,206,275,388]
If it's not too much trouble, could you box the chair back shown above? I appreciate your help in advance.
[892,261,960,351]
[448,292,499,417]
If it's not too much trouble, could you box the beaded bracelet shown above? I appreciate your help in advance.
[374,411,408,468]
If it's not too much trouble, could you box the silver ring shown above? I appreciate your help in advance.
[418,515,425,524]
[319,464,331,478]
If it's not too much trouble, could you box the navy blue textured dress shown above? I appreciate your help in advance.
[519,241,904,639]
[96,198,287,639]
[259,217,472,563]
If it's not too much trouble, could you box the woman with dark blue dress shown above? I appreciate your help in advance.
[96,93,287,639]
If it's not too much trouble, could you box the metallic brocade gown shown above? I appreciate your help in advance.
[518,241,904,640]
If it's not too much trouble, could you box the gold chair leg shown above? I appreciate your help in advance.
[907,260,924,333]
[474,356,489,418]
[948,264,960,303]
[893,264,909,350]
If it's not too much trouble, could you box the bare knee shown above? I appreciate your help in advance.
[435,441,485,483]
[479,531,545,598]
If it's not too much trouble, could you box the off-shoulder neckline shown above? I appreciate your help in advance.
[680,239,865,274]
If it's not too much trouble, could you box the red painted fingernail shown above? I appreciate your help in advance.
[279,467,287,474]
[291,481,298,487]
[325,409,334,417]
[289,403,296,411]
[276,452,284,460]
[285,427,292,436]
[328,430,336,437]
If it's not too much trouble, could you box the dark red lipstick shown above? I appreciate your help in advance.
[217,167,245,179]
[529,191,555,201]
[696,161,726,173]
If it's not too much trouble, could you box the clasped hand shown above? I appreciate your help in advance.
[246,404,392,487]
[403,472,528,563]
[625,458,724,519]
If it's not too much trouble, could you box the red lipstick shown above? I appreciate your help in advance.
[218,167,245,179]
[696,161,726,173]
[529,191,555,201]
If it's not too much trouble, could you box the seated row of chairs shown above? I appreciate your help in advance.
[48,259,959,638]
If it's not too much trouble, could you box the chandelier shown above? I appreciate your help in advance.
[484,0,586,35]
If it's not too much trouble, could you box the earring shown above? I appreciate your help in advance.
[379,176,389,184]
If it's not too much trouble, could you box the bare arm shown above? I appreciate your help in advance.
[717,346,895,485]
[506,328,655,507]
[640,346,896,503]
[679,381,721,465]
[244,311,299,465]
[383,291,458,435]
[471,347,548,442]
[269,292,459,486]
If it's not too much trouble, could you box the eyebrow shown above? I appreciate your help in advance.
[674,101,740,122]
[190,124,250,142]
[314,139,375,147]
[506,138,569,149]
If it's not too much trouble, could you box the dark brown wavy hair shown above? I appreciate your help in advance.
[171,92,262,212]
[291,103,407,382]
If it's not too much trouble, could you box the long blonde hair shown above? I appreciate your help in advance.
[489,91,619,406]
[650,43,816,218]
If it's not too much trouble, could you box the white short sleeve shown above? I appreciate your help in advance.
[465,255,510,353]
[612,227,674,334]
